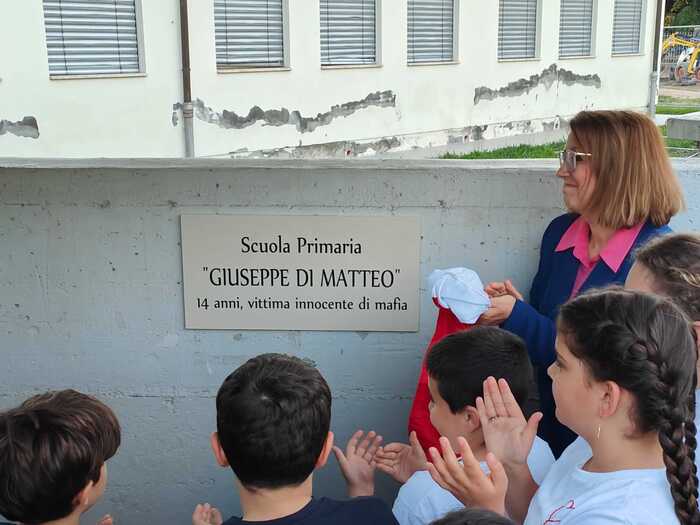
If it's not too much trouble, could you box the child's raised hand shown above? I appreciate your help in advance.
[427,436,508,516]
[96,515,113,525]
[477,377,542,468]
[333,429,383,497]
[375,430,427,483]
[192,503,223,525]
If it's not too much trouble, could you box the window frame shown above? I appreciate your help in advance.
[558,0,597,59]
[497,0,543,62]
[406,0,460,67]
[44,0,147,80]
[611,0,646,56]
[215,0,291,73]
[320,0,382,69]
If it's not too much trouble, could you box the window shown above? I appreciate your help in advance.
[498,0,539,60]
[612,0,644,55]
[215,0,286,69]
[407,0,456,64]
[42,0,142,76]
[320,0,377,66]
[559,0,594,58]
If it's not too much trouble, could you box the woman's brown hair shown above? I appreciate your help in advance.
[569,110,685,229]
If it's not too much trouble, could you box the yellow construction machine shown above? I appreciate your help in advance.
[663,32,700,82]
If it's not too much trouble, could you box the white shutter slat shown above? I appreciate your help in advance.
[215,0,285,67]
[612,0,644,54]
[320,0,376,65]
[498,0,538,59]
[559,0,594,57]
[43,0,140,76]
[407,0,455,64]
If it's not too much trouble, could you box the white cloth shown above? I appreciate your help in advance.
[525,437,678,525]
[428,267,490,324]
[392,437,555,525]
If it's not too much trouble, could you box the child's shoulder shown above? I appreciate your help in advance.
[314,497,398,525]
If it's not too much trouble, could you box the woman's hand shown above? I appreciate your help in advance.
[485,280,523,300]
[427,436,508,516]
[477,377,542,468]
[478,295,517,325]
[375,430,427,483]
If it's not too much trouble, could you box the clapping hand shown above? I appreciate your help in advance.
[477,377,542,468]
[333,430,383,497]
[96,515,113,525]
[375,430,427,483]
[192,503,223,525]
[427,436,508,516]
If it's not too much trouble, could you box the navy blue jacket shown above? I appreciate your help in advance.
[502,213,672,457]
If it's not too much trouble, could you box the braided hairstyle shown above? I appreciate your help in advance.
[634,233,700,323]
[558,288,699,525]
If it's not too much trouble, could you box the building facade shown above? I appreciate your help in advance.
[0,0,659,158]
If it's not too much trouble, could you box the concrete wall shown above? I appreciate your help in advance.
[1,0,659,158]
[1,158,698,523]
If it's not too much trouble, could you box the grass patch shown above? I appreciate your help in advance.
[442,141,565,160]
[658,95,700,105]
[441,127,698,160]
[656,105,700,115]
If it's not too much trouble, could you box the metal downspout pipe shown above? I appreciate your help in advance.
[180,0,194,157]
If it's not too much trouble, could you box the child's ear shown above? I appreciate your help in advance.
[210,432,230,467]
[463,406,481,432]
[315,431,334,469]
[71,480,94,513]
[599,381,622,418]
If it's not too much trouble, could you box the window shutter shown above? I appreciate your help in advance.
[559,0,594,58]
[498,0,538,60]
[321,0,376,65]
[407,0,455,64]
[612,0,644,55]
[43,0,140,76]
[215,0,285,68]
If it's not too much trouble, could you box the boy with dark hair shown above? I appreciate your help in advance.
[193,353,398,525]
[376,328,554,525]
[0,389,120,525]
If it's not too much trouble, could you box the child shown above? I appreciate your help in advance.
[626,232,700,475]
[376,328,554,525]
[192,353,398,525]
[428,288,699,524]
[0,390,120,525]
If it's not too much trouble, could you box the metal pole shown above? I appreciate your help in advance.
[649,0,664,117]
[180,0,194,157]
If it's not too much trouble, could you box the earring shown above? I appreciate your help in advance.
[596,424,601,441]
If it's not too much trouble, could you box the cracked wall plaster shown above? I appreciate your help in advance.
[0,116,39,139]
[183,90,396,134]
[473,64,601,104]
[232,136,401,159]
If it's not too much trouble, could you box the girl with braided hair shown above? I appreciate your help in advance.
[626,232,700,476]
[426,288,700,524]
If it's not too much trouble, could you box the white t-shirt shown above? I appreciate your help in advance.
[392,436,555,525]
[525,437,678,525]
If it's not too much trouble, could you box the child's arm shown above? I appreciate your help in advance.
[375,430,427,483]
[333,430,383,497]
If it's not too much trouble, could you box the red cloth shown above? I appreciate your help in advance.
[408,298,474,455]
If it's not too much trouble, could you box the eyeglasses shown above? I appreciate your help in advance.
[558,149,592,172]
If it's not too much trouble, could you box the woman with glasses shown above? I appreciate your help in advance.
[478,110,685,457]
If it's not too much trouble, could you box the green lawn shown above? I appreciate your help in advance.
[442,141,565,160]
[441,127,697,159]
[656,105,700,115]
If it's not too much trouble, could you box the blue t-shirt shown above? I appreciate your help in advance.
[223,497,398,525]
